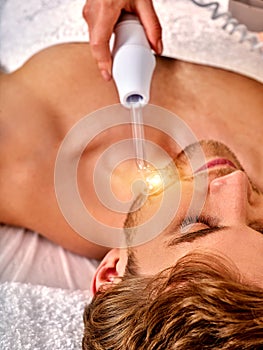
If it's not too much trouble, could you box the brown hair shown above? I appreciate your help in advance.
[83,252,263,350]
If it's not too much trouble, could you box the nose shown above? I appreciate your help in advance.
[208,170,249,225]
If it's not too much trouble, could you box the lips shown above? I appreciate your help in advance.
[195,158,237,174]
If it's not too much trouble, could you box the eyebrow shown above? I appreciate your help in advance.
[166,220,263,247]
[166,226,228,247]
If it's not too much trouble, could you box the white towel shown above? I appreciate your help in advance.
[0,282,90,350]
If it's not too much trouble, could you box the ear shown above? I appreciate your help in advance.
[91,248,128,295]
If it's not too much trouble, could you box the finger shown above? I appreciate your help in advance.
[134,0,163,54]
[83,1,122,80]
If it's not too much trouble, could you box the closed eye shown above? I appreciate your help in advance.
[166,215,226,246]
[166,216,263,247]
[180,215,219,232]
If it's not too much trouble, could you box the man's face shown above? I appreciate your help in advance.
[127,140,263,287]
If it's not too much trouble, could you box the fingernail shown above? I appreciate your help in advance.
[101,69,111,81]
[157,39,163,55]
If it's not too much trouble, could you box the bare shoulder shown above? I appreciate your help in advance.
[0,44,117,259]
[20,43,119,112]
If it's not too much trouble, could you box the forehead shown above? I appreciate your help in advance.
[132,224,263,286]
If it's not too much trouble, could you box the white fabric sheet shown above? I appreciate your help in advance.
[0,225,98,290]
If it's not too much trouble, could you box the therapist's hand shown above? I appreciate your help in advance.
[83,0,162,81]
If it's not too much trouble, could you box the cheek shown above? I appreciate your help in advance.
[172,183,196,219]
[130,183,204,274]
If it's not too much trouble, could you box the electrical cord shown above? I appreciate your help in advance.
[190,0,263,57]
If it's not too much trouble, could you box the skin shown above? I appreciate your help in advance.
[0,43,263,262]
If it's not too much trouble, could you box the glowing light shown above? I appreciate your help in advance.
[137,162,178,196]
[140,168,163,195]
[146,172,162,189]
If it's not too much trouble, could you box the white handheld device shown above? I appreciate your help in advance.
[112,13,156,108]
